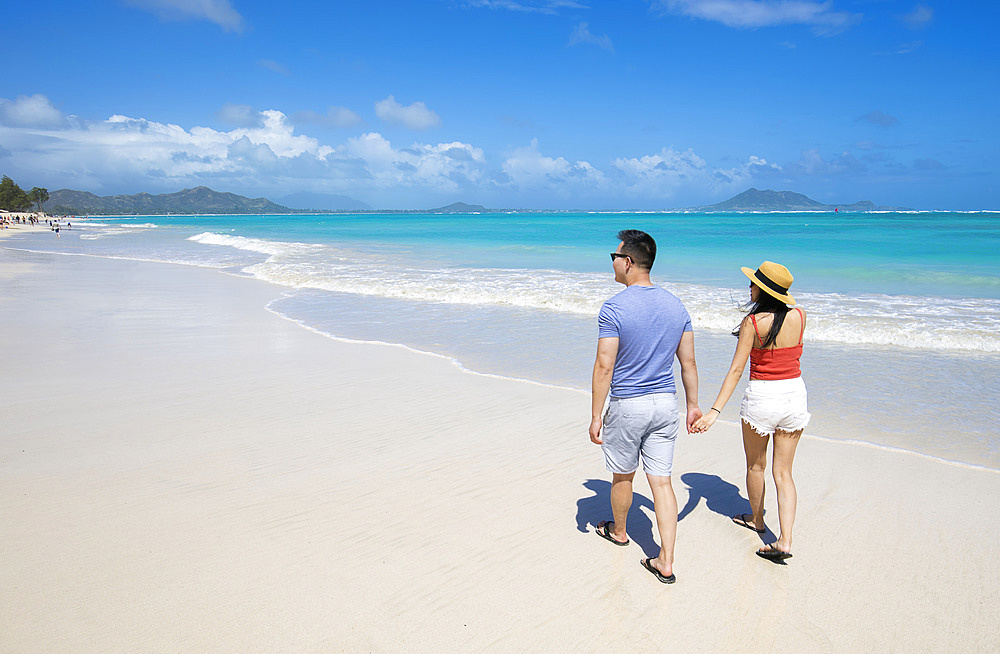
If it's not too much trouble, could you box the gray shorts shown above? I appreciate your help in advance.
[602,392,680,477]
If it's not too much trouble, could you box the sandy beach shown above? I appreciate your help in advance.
[2,245,999,652]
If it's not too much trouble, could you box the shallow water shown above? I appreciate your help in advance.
[265,288,1000,468]
[8,211,1000,468]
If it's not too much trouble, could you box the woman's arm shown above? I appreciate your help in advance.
[693,315,756,432]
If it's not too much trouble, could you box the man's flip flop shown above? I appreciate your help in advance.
[595,521,629,546]
[641,558,676,584]
[756,544,793,562]
[732,514,766,533]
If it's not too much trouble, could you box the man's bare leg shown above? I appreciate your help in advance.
[605,471,635,543]
[645,473,677,577]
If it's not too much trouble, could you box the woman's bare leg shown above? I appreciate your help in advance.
[770,428,803,553]
[741,420,769,532]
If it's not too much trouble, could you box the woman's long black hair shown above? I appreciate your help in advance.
[733,287,790,348]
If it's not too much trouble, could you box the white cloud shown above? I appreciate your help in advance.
[0,94,66,128]
[502,139,606,194]
[0,96,863,209]
[375,96,441,130]
[569,22,615,53]
[0,101,488,203]
[652,0,862,34]
[902,4,933,29]
[335,133,488,193]
[499,143,785,205]
[466,0,587,14]
[881,40,923,55]
[227,135,279,167]
[241,110,334,158]
[217,103,260,127]
[258,59,291,75]
[792,148,865,175]
[711,155,783,185]
[293,106,363,129]
[612,146,707,190]
[858,110,899,127]
[125,0,244,32]
[610,149,786,201]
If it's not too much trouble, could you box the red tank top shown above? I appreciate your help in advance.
[749,309,804,381]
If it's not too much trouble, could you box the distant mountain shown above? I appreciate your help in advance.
[43,186,293,215]
[429,201,487,213]
[274,192,372,211]
[41,187,491,215]
[698,188,908,212]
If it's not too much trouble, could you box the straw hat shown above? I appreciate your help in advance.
[741,261,796,305]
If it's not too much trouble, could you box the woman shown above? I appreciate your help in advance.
[694,261,810,561]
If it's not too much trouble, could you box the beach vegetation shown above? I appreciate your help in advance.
[0,175,32,211]
[28,187,49,212]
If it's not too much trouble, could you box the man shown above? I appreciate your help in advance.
[590,229,701,584]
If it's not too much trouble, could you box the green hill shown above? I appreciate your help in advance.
[699,188,905,212]
[43,186,293,215]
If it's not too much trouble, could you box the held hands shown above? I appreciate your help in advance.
[686,406,704,434]
[692,410,718,433]
[594,406,711,441]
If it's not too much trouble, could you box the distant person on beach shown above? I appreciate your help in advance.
[693,261,809,562]
[590,229,701,584]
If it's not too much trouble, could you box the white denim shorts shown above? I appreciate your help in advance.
[602,392,680,477]
[740,377,811,437]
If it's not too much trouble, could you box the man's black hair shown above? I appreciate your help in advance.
[617,229,656,270]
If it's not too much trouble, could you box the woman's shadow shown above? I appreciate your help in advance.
[576,473,767,556]
[678,472,771,537]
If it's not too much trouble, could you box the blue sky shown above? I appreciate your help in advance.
[1,1,997,210]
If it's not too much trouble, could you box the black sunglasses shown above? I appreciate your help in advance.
[610,252,631,262]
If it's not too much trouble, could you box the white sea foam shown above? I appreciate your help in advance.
[682,288,1000,352]
[188,232,323,257]
[79,223,159,239]
[190,231,1000,353]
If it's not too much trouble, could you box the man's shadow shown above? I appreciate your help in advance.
[575,479,659,556]
[577,473,769,556]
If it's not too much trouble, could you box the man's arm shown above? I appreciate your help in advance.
[675,330,702,433]
[692,315,755,432]
[590,336,619,444]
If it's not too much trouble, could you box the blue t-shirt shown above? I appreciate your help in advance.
[598,285,693,398]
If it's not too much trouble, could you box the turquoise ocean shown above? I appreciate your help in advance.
[8,211,1000,469]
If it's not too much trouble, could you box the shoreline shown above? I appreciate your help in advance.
[0,223,50,237]
[2,245,999,650]
[269,303,1000,475]
[16,209,1000,217]
[5,227,1000,469]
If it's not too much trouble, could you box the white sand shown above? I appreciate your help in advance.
[2,248,998,651]
[0,223,49,238]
